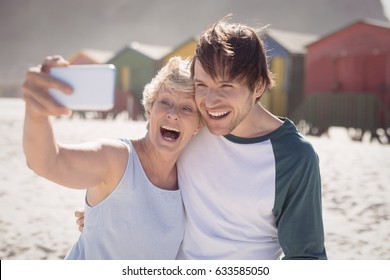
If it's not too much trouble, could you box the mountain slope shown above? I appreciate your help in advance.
[0,0,388,84]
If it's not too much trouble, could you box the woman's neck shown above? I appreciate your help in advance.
[132,137,179,190]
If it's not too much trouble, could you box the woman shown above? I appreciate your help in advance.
[22,56,201,259]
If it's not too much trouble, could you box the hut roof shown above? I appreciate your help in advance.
[306,18,390,48]
[265,29,318,54]
[130,41,172,60]
[69,48,114,63]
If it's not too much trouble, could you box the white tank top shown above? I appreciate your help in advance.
[65,139,185,259]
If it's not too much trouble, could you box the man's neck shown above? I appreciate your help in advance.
[230,104,283,138]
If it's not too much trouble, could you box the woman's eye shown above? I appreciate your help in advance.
[183,106,193,112]
[160,99,170,106]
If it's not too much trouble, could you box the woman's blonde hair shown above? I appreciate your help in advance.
[142,56,195,113]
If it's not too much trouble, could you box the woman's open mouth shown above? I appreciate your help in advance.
[160,125,181,141]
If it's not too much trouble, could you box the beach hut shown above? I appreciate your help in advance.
[68,49,114,65]
[305,19,390,99]
[108,38,197,120]
[162,37,197,64]
[262,29,318,117]
[296,19,390,142]
[107,42,172,120]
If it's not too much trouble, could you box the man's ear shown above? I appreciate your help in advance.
[254,82,266,100]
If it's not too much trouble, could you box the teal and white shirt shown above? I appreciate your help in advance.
[176,118,327,260]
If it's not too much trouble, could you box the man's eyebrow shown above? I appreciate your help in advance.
[193,78,232,84]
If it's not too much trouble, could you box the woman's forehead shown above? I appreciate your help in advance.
[157,89,194,100]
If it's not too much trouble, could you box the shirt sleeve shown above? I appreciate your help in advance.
[272,141,327,260]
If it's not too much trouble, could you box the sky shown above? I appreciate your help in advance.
[382,0,390,20]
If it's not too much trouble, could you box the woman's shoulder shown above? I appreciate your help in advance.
[96,138,130,168]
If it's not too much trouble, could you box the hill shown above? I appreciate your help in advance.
[0,0,388,88]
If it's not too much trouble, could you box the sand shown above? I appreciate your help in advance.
[0,97,389,260]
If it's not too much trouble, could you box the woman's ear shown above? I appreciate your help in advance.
[145,109,151,130]
[193,122,203,136]
[145,109,151,120]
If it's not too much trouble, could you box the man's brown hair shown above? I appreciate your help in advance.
[191,16,274,101]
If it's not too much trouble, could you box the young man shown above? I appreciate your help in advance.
[175,17,327,259]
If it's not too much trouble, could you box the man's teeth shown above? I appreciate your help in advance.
[208,111,228,117]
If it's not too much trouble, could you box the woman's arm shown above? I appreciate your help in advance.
[22,56,123,191]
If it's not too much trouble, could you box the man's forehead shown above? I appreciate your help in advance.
[193,60,231,83]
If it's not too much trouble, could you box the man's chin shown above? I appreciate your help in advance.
[206,125,232,136]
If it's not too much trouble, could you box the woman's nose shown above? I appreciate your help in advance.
[167,106,179,120]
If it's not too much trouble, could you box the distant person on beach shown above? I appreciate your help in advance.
[76,16,327,260]
[22,56,201,259]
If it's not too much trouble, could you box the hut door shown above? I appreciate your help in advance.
[334,55,364,92]
[335,53,389,108]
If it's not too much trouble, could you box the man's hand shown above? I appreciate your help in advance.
[75,209,85,232]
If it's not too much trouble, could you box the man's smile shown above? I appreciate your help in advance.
[206,110,230,120]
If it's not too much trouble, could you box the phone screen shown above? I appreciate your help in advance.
[49,64,116,111]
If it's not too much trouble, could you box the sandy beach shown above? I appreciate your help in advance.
[0,97,389,260]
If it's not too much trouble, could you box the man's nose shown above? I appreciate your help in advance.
[204,88,219,107]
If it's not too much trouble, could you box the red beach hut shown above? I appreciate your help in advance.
[294,19,390,142]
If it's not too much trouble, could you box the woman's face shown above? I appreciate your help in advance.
[147,88,200,155]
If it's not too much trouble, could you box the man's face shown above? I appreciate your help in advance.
[193,60,257,136]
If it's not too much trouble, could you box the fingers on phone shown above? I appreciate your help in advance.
[24,89,70,116]
[23,81,70,116]
[23,65,74,116]
[41,55,69,73]
[26,66,72,94]
[27,68,73,95]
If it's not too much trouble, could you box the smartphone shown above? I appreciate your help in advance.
[48,64,116,111]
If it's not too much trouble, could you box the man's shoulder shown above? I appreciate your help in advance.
[272,119,317,157]
[179,127,215,160]
[188,127,218,144]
